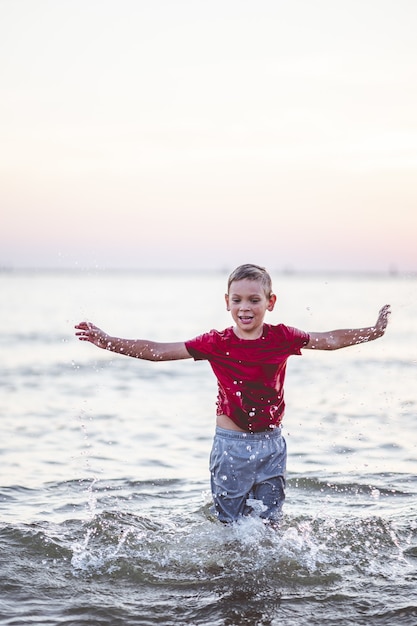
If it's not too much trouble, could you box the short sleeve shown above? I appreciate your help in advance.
[278,325,310,355]
[185,330,219,361]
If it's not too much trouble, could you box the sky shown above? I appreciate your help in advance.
[1,0,416,273]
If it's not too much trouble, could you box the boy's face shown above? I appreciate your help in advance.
[225,278,276,339]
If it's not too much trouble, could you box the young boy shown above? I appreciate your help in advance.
[75,264,390,524]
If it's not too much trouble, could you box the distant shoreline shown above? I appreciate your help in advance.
[0,266,415,278]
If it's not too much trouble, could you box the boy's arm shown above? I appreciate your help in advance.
[304,304,391,351]
[75,322,191,361]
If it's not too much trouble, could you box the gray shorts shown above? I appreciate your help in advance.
[209,426,287,524]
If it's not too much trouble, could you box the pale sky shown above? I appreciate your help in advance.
[1,0,416,272]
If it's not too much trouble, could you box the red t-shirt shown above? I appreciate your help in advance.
[185,324,309,432]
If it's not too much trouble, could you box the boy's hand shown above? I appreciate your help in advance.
[75,321,111,349]
[375,305,391,335]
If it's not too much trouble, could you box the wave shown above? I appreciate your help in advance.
[1,493,414,585]
[287,473,417,499]
[1,476,417,626]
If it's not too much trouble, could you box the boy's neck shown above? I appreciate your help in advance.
[233,324,265,340]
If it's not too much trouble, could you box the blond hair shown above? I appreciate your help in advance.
[227,264,273,298]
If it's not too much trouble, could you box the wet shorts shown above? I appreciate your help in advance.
[209,426,287,524]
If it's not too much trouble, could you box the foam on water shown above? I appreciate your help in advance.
[63,477,415,589]
[1,476,417,625]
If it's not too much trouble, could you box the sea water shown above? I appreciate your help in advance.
[0,269,416,625]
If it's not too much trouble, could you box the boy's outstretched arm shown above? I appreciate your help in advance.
[74,322,191,361]
[304,304,391,351]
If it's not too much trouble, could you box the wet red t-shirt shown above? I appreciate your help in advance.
[185,324,309,432]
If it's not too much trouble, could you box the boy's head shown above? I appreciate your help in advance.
[227,264,273,298]
[225,264,276,337]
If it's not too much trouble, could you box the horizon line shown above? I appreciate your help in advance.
[0,265,414,277]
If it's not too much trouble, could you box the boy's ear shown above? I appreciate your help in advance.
[225,294,230,310]
[267,293,277,312]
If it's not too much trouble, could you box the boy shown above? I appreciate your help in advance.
[75,264,390,524]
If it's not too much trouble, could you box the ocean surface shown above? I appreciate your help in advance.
[1,269,416,626]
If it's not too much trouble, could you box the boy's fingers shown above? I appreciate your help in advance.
[75,321,95,331]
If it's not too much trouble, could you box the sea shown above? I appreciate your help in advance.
[1,268,416,626]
